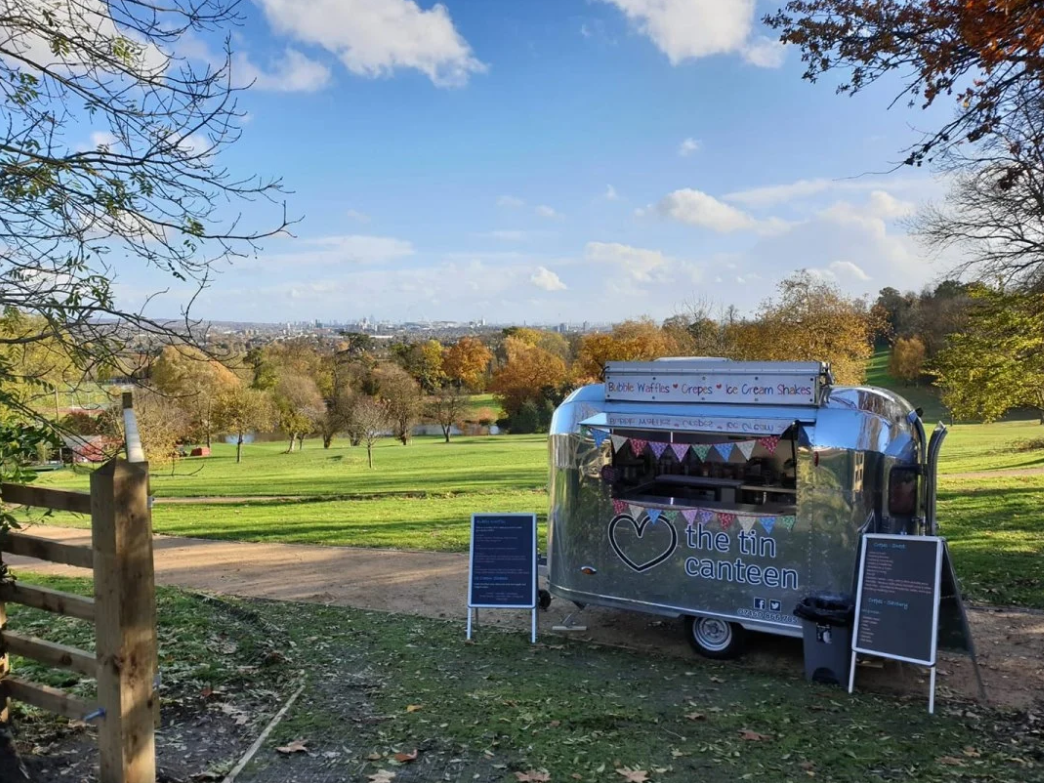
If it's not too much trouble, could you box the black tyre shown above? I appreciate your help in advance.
[538,589,552,610]
[684,615,745,659]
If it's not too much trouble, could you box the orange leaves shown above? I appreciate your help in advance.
[514,771,551,782]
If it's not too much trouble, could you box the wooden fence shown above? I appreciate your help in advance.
[0,393,157,783]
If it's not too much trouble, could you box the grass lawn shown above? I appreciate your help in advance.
[865,348,948,422]
[34,434,548,498]
[7,574,1040,782]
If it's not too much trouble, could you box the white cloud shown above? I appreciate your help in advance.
[724,177,935,208]
[866,190,916,220]
[233,48,331,92]
[346,209,371,223]
[651,189,788,234]
[604,184,619,201]
[90,131,118,149]
[258,235,415,266]
[598,0,781,68]
[742,36,786,68]
[255,0,486,88]
[829,260,871,281]
[498,195,525,208]
[535,205,561,219]
[678,137,701,157]
[580,23,593,38]
[531,266,567,291]
[586,241,669,282]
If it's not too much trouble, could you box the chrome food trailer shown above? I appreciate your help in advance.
[547,359,947,658]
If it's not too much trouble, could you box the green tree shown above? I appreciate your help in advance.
[426,385,468,443]
[350,396,389,469]
[932,288,1044,423]
[373,364,423,445]
[214,387,274,464]
[392,340,446,393]
[889,337,927,385]
[273,375,324,453]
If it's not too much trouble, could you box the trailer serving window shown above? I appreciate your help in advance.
[604,425,799,516]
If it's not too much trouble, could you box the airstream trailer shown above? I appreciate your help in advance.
[547,359,947,658]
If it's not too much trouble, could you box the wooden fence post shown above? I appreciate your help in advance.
[91,458,157,783]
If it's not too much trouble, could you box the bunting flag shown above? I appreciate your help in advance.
[760,516,776,535]
[758,436,780,454]
[629,438,648,457]
[681,509,698,528]
[611,500,793,537]
[781,515,797,532]
[612,499,628,516]
[628,503,644,520]
[718,512,736,531]
[697,508,716,526]
[646,508,662,524]
[649,441,669,459]
[735,440,756,461]
[738,515,757,533]
[592,429,609,448]
[670,442,690,461]
[610,435,629,453]
[692,444,711,461]
[714,442,734,460]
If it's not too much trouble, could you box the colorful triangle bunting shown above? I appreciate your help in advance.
[714,442,734,460]
[629,438,648,457]
[610,435,628,453]
[612,499,628,516]
[718,512,736,531]
[592,429,609,448]
[692,444,711,461]
[781,515,797,532]
[697,508,716,526]
[738,515,757,533]
[670,442,689,461]
[760,516,776,535]
[649,441,669,458]
[681,509,698,528]
[736,440,756,460]
[628,504,644,520]
[646,508,662,524]
[757,436,780,454]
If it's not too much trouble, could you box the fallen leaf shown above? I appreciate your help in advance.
[709,676,724,683]
[572,775,583,781]
[739,730,772,742]
[549,720,561,728]
[514,771,551,782]
[276,740,308,755]
[671,750,688,758]
[938,757,966,767]
[366,752,382,761]
[799,761,815,771]
[368,772,396,783]
[615,768,649,782]
[393,750,418,764]
[963,747,981,758]
[685,712,706,721]
[405,704,423,713]
[201,686,214,700]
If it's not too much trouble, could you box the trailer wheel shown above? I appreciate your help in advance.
[684,616,745,659]
[538,589,552,610]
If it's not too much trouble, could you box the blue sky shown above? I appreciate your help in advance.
[118,0,960,325]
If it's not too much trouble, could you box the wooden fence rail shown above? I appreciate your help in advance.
[0,394,157,783]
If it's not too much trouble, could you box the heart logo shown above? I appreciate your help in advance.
[716,384,722,389]
[608,514,678,573]
[672,383,678,388]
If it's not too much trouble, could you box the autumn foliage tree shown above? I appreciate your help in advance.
[766,1,1044,169]
[214,387,274,463]
[728,272,883,385]
[442,337,493,391]
[889,336,927,385]
[490,337,568,421]
[151,346,241,447]
[574,319,680,382]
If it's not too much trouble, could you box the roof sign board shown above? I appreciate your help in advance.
[604,363,822,405]
[582,413,794,435]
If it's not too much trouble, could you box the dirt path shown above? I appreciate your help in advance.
[5,526,1042,710]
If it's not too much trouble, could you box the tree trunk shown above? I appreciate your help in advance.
[442,424,451,443]
[286,434,296,454]
[297,434,304,450]
[367,442,373,468]
[323,432,333,448]
[236,432,244,463]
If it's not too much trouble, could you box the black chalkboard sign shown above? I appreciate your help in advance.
[468,513,537,609]
[852,534,943,666]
